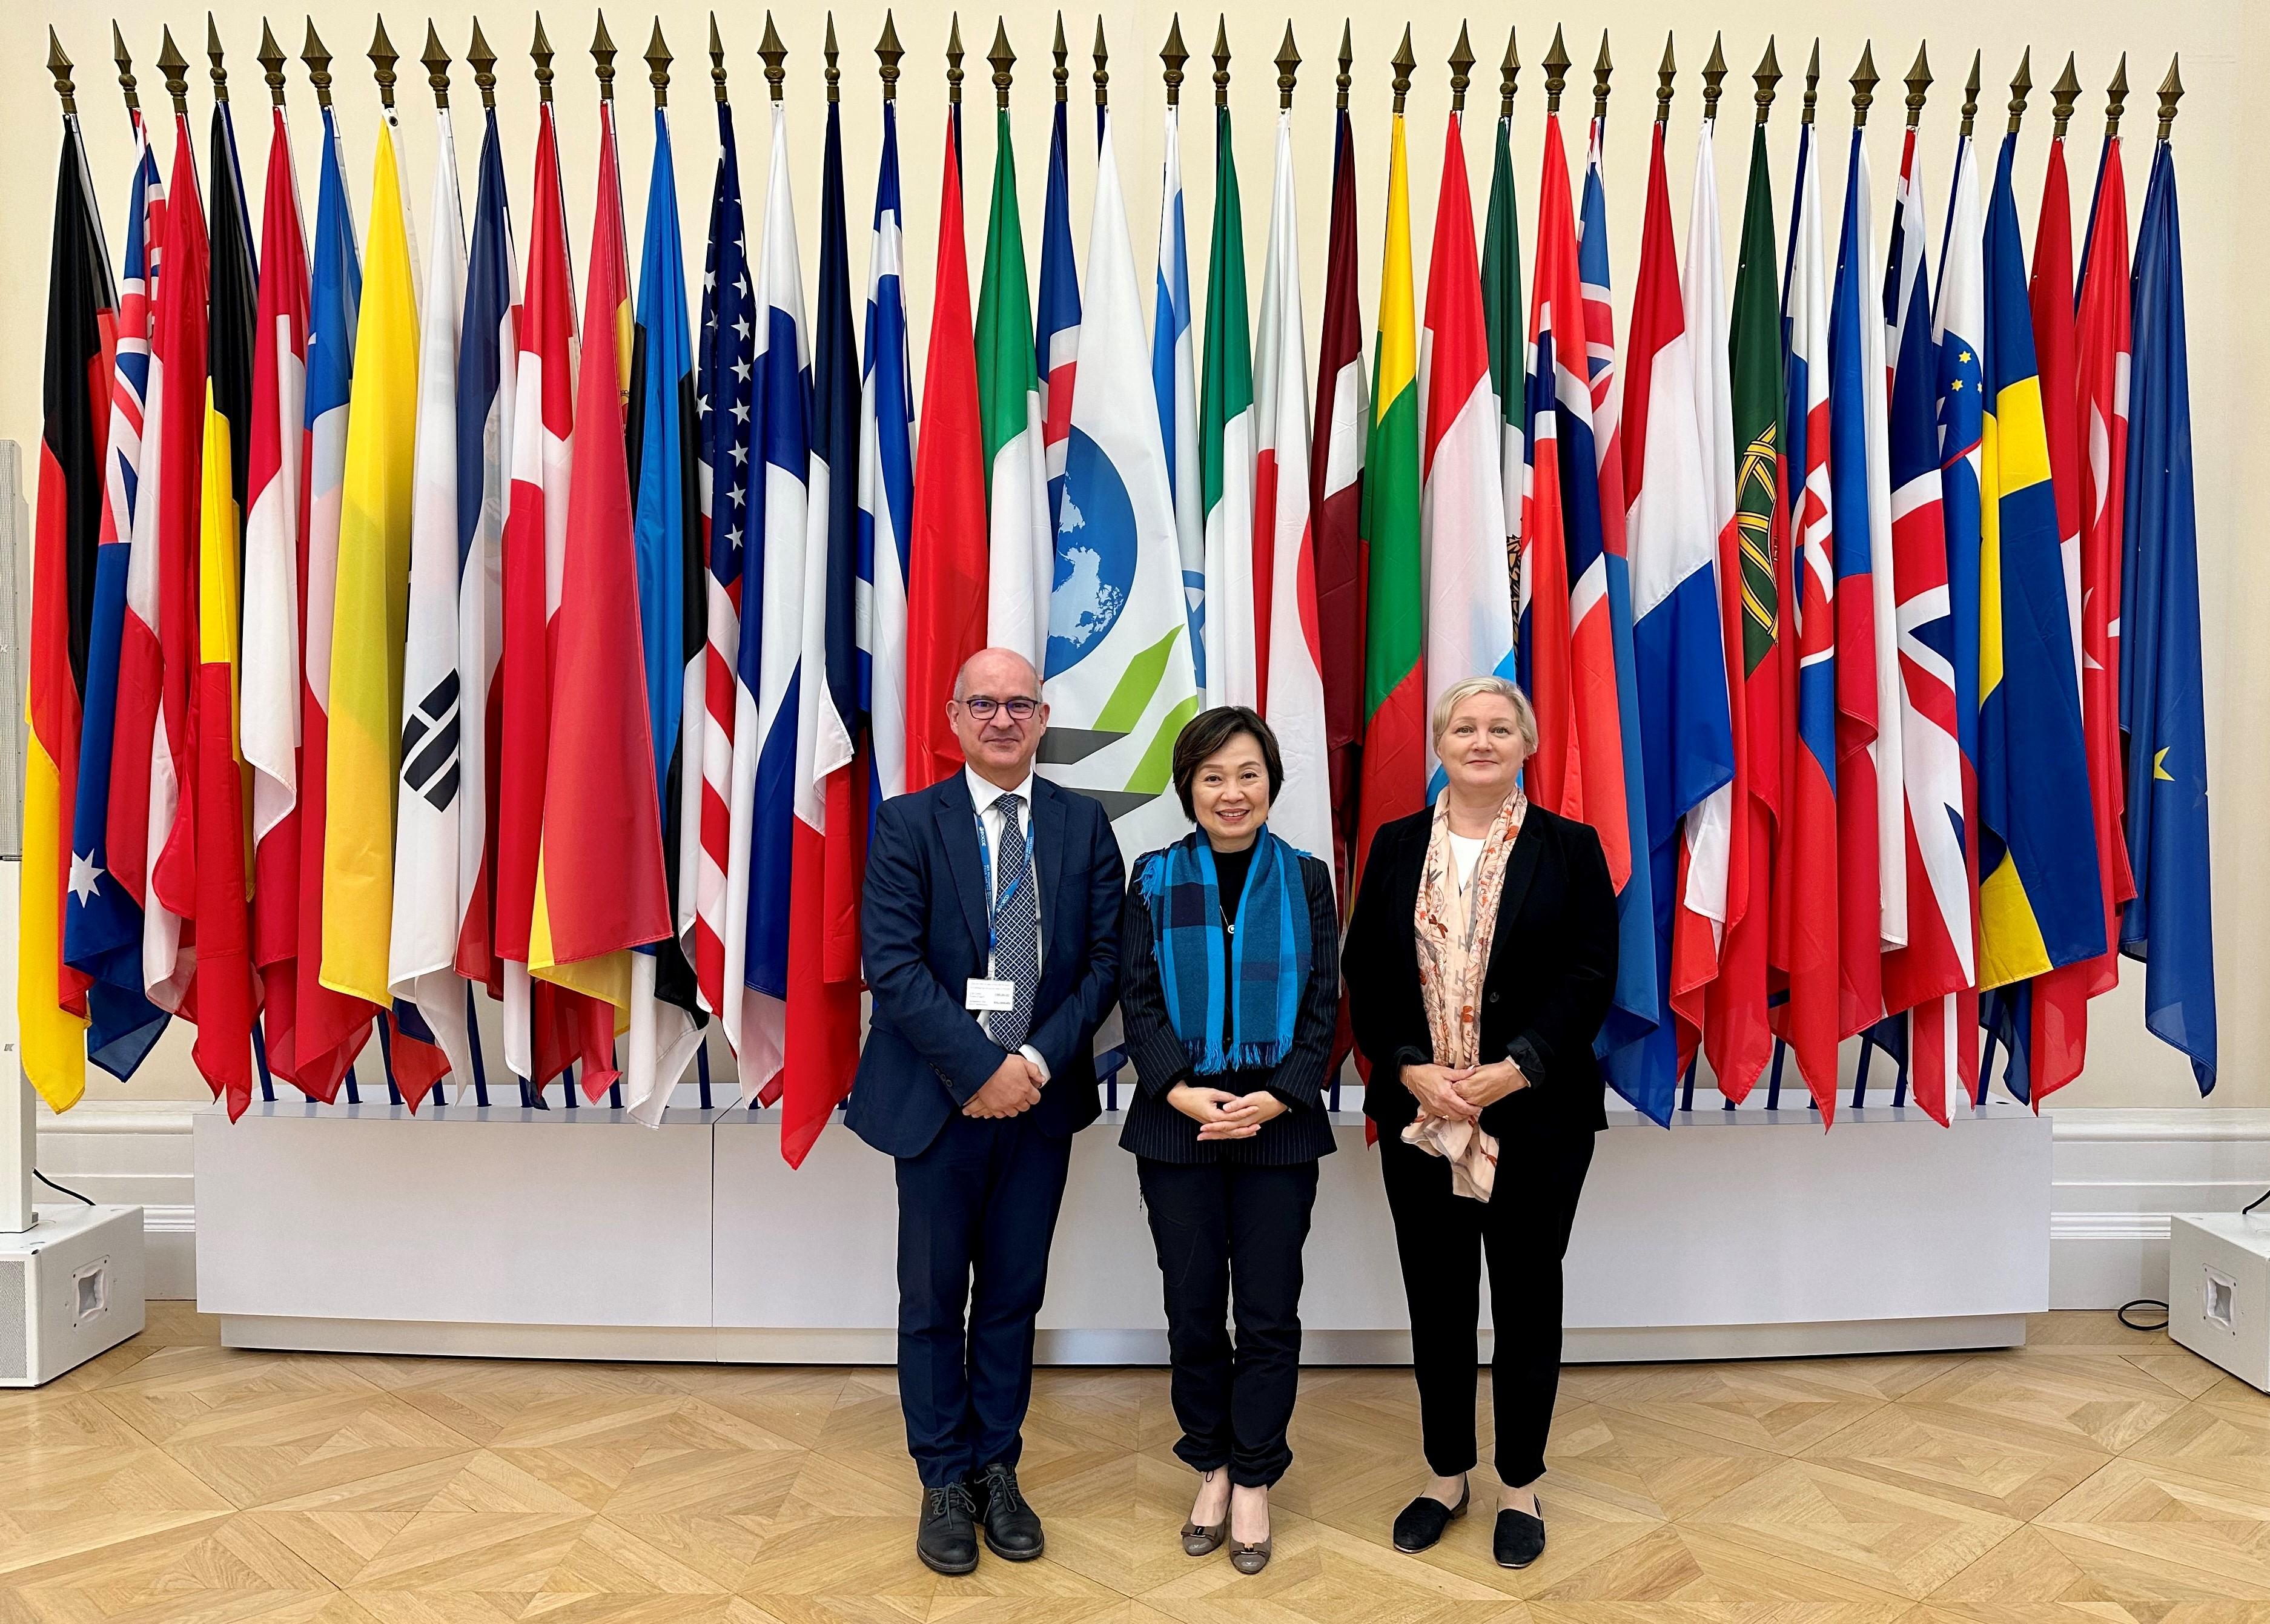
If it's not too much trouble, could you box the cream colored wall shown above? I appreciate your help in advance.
[4,1,2260,1109]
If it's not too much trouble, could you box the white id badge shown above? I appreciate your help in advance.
[965,978,1017,1012]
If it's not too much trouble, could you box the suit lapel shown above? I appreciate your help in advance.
[1483,814,1547,985]
[933,773,991,963]
[1033,779,1068,962]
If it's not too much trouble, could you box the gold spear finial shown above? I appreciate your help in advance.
[208,13,230,103]
[758,10,786,102]
[301,19,332,108]
[1094,16,1109,110]
[947,13,964,106]
[369,15,397,110]
[1851,42,1876,127]
[1904,42,1930,129]
[1702,32,1726,122]
[1501,28,1520,121]
[1450,22,1472,114]
[1801,38,1819,125]
[1052,11,1068,103]
[1391,25,1414,115]
[259,21,288,106]
[1592,30,1612,123]
[47,28,76,116]
[2007,47,2031,136]
[1277,23,1299,110]
[1543,24,1569,113]
[1211,15,1228,111]
[591,10,616,102]
[708,13,726,102]
[159,25,189,114]
[988,18,1013,110]
[2051,53,2080,137]
[2105,54,2127,137]
[1337,19,1352,112]
[1162,15,1186,107]
[114,24,140,115]
[877,12,902,101]
[823,14,839,103]
[468,21,497,109]
[2156,54,2182,141]
[1960,50,1980,139]
[1656,33,1675,124]
[532,12,554,103]
[1754,36,1781,125]
[423,20,450,107]
[647,18,670,107]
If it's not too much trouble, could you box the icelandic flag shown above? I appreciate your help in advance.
[68,125,170,1078]
[857,96,915,806]
[722,99,813,1097]
[1037,94,1082,532]
[1154,101,1203,690]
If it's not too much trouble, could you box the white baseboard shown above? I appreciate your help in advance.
[41,1100,2270,1313]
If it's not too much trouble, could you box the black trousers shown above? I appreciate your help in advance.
[1378,1123,1597,1489]
[894,1110,1074,1488]
[1137,1157,1321,1487]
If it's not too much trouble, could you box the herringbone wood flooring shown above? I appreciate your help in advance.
[5,1304,2267,1622]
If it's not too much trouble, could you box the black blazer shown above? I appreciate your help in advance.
[845,771,1126,1158]
[1345,804,1618,1137]
[1117,845,1341,1165]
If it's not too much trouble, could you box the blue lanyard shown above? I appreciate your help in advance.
[974,802,1036,959]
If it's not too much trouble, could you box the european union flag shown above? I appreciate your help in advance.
[2119,138,2216,1094]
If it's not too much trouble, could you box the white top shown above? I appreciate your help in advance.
[1448,832,1485,893]
[964,766,1051,1081]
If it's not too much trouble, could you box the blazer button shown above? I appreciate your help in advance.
[1487,991,1501,1004]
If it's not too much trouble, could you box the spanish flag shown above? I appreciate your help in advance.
[321,116,419,1005]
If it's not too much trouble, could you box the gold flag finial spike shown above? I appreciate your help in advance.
[531,13,554,103]
[1337,19,1352,112]
[259,22,288,107]
[2156,54,2182,141]
[1542,24,1569,113]
[1904,42,1930,129]
[1211,15,1228,111]
[987,18,1013,110]
[1391,25,1414,115]
[647,18,671,107]
[758,10,786,103]
[1501,28,1520,121]
[115,23,141,115]
[1960,50,1979,139]
[877,12,902,101]
[209,13,230,104]
[369,15,397,110]
[469,20,497,109]
[423,20,451,107]
[1701,33,1726,122]
[159,25,190,114]
[1162,15,1187,107]
[1656,33,1675,124]
[1449,22,1472,114]
[708,13,726,103]
[823,14,839,104]
[2006,47,2031,136]
[591,10,616,102]
[1277,24,1299,111]
[1052,11,1068,104]
[1592,30,1612,122]
[1851,42,1876,127]
[48,29,76,116]
[2051,52,2080,137]
[947,13,964,107]
[1093,16,1109,110]
[301,19,333,108]
[1753,36,1781,125]
[1801,38,1819,125]
[2105,53,2126,137]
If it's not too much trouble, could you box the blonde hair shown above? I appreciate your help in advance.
[1429,676,1539,757]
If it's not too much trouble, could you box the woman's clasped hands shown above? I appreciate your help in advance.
[1167,1084,1291,1140]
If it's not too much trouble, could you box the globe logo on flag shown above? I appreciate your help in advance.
[1046,426,1136,678]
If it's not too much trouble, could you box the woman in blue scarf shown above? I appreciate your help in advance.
[1120,706,1340,1576]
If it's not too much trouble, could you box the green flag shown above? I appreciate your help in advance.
[1729,120,1782,687]
[976,105,1051,666]
[1481,107,1526,603]
[1199,105,1256,707]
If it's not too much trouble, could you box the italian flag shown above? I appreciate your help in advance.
[1199,106,1256,708]
[976,107,1051,669]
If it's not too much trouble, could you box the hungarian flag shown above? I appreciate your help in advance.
[241,101,308,1092]
[1041,101,1200,862]
[1154,94,1204,690]
[1482,84,1525,596]
[185,92,262,1116]
[902,111,988,795]
[1351,103,1421,900]
[1311,100,1366,888]
[1200,103,1257,708]
[1621,107,1734,1124]
[779,87,865,1164]
[1252,104,1330,868]
[68,119,170,1081]
[1037,88,1082,531]
[1702,109,1785,1103]
[21,103,114,1111]
[1773,114,1841,1118]
[858,93,915,804]
[976,94,1050,668]
[1421,110,1515,782]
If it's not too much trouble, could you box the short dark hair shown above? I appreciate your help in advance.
[1170,706,1284,820]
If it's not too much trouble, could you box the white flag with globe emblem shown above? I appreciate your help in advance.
[1043,107,1201,865]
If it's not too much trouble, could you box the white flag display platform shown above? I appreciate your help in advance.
[196,1101,2050,1364]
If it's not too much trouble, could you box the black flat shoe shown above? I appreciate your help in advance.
[1391,1478,1470,1553]
[917,1483,979,1576]
[977,1461,1045,1560]
[1494,1504,1546,1569]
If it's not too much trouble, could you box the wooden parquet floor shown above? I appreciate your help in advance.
[5,1305,2269,1623]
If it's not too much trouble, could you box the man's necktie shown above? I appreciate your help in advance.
[986,794,1041,1051]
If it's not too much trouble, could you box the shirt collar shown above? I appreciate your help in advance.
[965,765,1037,815]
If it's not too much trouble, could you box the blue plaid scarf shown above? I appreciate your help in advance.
[1140,830,1312,1075]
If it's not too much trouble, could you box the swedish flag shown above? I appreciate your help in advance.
[1974,133,2104,989]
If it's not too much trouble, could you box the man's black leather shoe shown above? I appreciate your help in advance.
[917,1482,980,1575]
[977,1461,1046,1560]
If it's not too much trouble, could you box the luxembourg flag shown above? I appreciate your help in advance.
[1153,95,1203,685]
[722,96,812,1097]
[857,94,915,805]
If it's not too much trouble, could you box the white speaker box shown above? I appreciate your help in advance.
[0,1203,144,1386]
[2167,1212,2270,1394]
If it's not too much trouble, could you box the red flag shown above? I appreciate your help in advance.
[1309,107,1366,891]
[904,113,989,794]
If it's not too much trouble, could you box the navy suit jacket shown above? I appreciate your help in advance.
[847,771,1127,1158]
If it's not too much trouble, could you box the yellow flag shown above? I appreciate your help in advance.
[321,122,419,1003]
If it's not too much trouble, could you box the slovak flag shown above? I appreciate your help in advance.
[856,93,915,805]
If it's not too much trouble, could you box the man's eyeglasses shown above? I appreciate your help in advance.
[958,695,1041,721]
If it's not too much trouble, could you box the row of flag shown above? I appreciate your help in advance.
[21,18,2215,1163]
